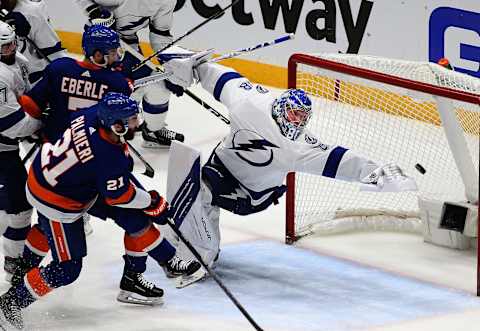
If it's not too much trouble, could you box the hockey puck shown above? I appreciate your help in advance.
[415,163,426,174]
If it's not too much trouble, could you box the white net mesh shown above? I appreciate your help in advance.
[291,54,480,239]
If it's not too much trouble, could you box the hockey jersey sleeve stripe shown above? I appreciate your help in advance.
[213,72,243,101]
[39,42,64,57]
[105,183,136,206]
[322,146,349,178]
[18,95,42,119]
[149,25,172,37]
[0,110,26,132]
[25,267,53,298]
[27,171,88,212]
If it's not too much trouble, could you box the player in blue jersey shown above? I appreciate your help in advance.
[75,0,185,148]
[18,24,133,142]
[10,26,203,304]
[0,93,204,329]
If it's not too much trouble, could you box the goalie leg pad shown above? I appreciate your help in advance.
[167,142,220,267]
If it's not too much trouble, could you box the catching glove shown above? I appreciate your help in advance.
[360,162,418,192]
[163,49,214,88]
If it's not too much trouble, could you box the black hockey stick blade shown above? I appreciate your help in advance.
[127,142,154,178]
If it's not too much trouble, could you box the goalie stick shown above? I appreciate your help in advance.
[208,34,295,64]
[131,0,241,72]
[164,217,263,331]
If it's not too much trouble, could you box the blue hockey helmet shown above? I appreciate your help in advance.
[272,89,312,141]
[97,92,139,137]
[82,25,123,66]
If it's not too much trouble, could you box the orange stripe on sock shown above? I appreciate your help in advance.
[26,267,52,297]
[26,226,49,254]
[124,225,160,252]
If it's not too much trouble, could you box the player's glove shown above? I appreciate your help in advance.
[164,80,185,97]
[360,162,418,192]
[163,49,214,88]
[86,5,115,28]
[3,11,31,37]
[144,190,171,225]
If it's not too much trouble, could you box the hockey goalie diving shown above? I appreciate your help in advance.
[0,0,479,330]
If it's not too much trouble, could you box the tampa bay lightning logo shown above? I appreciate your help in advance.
[230,130,279,167]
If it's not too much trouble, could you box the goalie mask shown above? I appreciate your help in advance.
[272,89,312,141]
[97,92,139,142]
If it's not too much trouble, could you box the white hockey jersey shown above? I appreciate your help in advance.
[197,63,379,205]
[0,53,42,152]
[76,0,175,51]
[14,0,67,82]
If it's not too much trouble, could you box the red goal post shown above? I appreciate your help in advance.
[286,53,480,294]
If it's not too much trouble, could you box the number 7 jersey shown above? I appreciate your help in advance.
[26,107,150,223]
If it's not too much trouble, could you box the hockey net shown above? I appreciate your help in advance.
[286,53,480,286]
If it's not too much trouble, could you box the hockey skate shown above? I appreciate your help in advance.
[117,270,164,306]
[3,257,20,283]
[0,290,23,330]
[10,258,34,287]
[162,256,205,289]
[142,125,185,148]
[141,125,184,149]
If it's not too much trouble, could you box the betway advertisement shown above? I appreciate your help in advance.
[48,0,479,78]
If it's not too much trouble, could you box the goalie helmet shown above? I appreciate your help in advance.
[97,92,139,138]
[272,89,312,141]
[82,25,123,66]
[0,21,16,57]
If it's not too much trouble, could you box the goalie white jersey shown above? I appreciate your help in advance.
[197,63,379,206]
[14,0,67,82]
[0,53,42,152]
[76,0,175,51]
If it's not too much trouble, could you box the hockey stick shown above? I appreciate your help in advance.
[121,41,231,125]
[126,142,154,178]
[131,0,241,72]
[165,217,263,331]
[133,71,173,89]
[208,34,295,64]
[21,143,39,164]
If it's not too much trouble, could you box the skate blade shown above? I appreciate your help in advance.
[0,310,22,331]
[116,290,164,306]
[141,141,171,149]
[175,268,207,289]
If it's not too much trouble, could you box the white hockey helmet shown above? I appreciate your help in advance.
[0,21,16,56]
